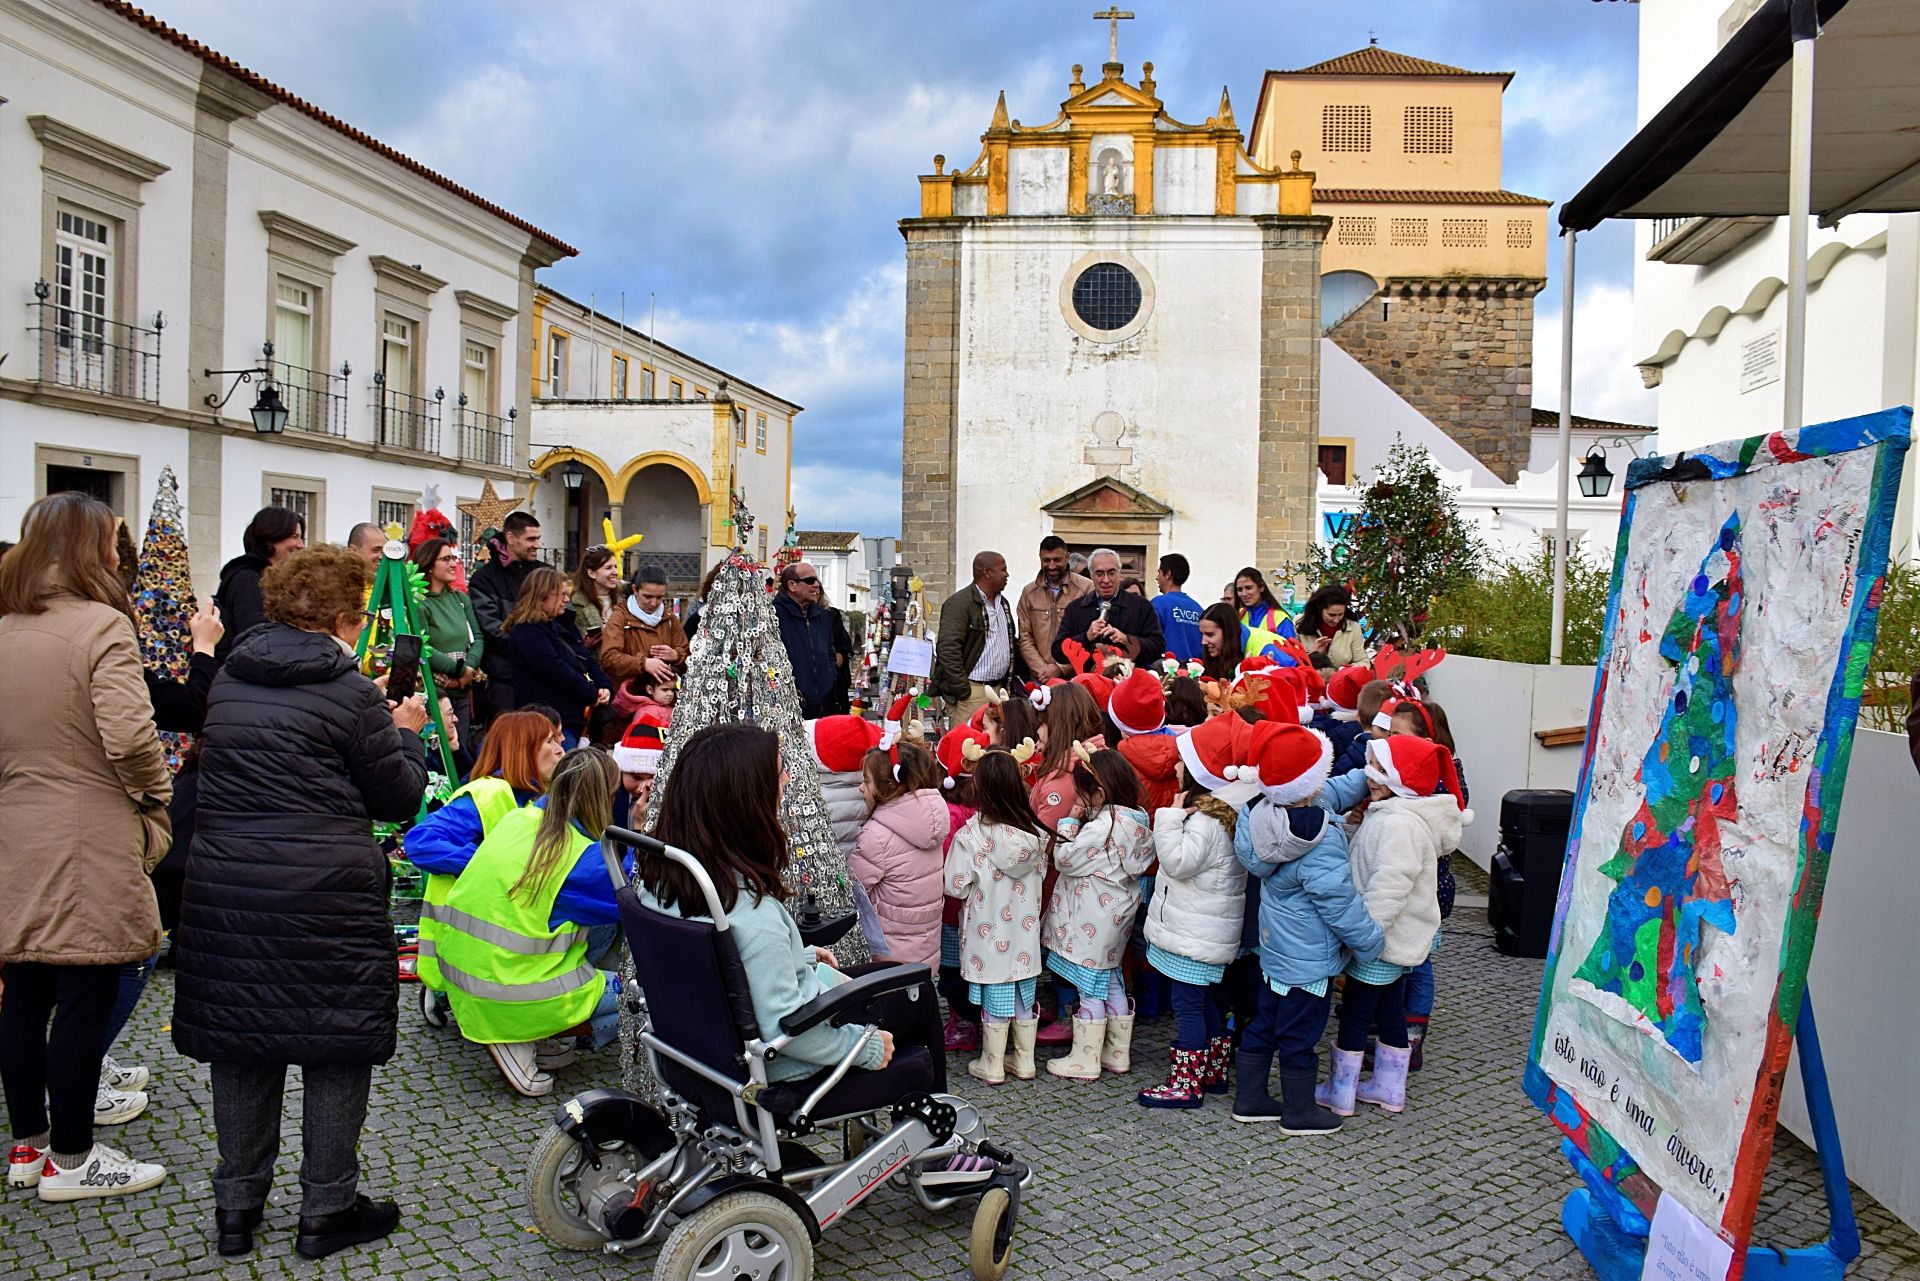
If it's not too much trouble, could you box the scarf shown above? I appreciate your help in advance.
[626,593,665,627]
[1194,795,1238,838]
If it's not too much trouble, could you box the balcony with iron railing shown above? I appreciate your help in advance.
[271,355,349,438]
[456,400,518,469]
[371,376,443,455]
[1646,214,1773,266]
[27,286,163,405]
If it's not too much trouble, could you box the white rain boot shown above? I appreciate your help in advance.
[966,1021,1010,1085]
[1101,1001,1135,1074]
[1045,1015,1108,1082]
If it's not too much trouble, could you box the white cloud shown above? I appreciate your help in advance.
[791,462,900,536]
[1533,280,1658,426]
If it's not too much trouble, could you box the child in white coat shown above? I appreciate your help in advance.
[1321,734,1469,1117]
[943,743,1050,1085]
[1043,748,1155,1081]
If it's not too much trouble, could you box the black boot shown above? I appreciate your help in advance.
[215,1205,263,1257]
[295,1194,400,1259]
[1279,1069,1344,1135]
[1230,1051,1286,1123]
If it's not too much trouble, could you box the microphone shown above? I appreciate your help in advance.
[1097,599,1111,623]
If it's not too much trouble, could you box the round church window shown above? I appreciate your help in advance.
[1070,262,1143,332]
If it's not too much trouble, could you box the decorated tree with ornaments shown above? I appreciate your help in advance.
[1291,439,1485,645]
[132,467,196,772]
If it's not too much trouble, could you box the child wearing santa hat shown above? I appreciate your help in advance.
[1319,735,1469,1118]
[934,725,991,1051]
[1387,698,1467,1071]
[1229,722,1385,1133]
[1110,666,1181,1023]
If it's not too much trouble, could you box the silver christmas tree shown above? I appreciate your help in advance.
[619,549,869,1092]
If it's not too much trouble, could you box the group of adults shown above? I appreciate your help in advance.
[932,535,1368,721]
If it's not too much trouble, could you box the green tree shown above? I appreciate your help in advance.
[1424,543,1612,667]
[1293,440,1486,643]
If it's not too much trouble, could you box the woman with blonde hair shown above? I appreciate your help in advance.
[1,493,173,1203]
[506,566,610,746]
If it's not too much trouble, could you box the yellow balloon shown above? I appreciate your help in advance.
[601,516,644,556]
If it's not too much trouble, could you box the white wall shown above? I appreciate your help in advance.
[0,404,191,538]
[1777,727,1920,1232]
[1422,655,1597,870]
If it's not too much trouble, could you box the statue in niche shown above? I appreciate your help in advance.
[1101,153,1124,195]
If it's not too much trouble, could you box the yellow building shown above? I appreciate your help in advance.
[1248,44,1549,481]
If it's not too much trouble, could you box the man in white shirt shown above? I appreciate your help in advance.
[933,551,1022,725]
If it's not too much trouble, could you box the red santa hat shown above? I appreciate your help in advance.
[1326,665,1372,722]
[1072,670,1116,712]
[935,724,992,789]
[1246,721,1335,807]
[1295,663,1328,709]
[1373,696,1405,733]
[1175,710,1256,792]
[807,714,882,774]
[880,692,916,748]
[1364,735,1473,824]
[1108,667,1166,736]
[612,717,668,775]
[1026,678,1067,711]
[1233,661,1311,726]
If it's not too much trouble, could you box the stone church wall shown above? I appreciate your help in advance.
[899,223,964,601]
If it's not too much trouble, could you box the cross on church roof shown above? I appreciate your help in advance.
[1093,6,1134,64]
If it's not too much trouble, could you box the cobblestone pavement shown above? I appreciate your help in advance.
[5,881,1918,1279]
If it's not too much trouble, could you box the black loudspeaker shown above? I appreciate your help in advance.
[1488,789,1576,959]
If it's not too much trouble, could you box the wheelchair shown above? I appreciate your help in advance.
[525,826,1032,1281]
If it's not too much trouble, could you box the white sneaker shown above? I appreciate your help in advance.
[7,1142,46,1190]
[100,1054,150,1092]
[534,1038,577,1071]
[94,1084,148,1126]
[37,1144,166,1202]
[487,1042,554,1097]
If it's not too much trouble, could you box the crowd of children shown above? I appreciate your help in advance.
[808,649,1473,1137]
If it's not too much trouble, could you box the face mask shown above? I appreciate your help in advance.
[628,593,665,627]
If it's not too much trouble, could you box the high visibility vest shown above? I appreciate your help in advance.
[436,806,606,1045]
[416,777,523,992]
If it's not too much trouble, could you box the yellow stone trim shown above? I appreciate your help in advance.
[528,294,546,399]
[709,399,735,547]
[1215,139,1237,215]
[986,137,1009,215]
[529,446,616,497]
[612,450,714,507]
[1134,132,1154,215]
[784,413,794,517]
[1067,136,1089,215]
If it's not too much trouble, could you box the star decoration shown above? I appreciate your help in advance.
[457,479,524,535]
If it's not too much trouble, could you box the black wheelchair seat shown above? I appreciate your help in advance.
[758,1045,937,1120]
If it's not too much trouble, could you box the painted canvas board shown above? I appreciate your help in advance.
[1524,409,1910,1256]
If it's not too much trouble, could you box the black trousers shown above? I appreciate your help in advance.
[0,962,120,1155]
[1337,976,1409,1052]
[843,961,946,1094]
[210,1060,372,1217]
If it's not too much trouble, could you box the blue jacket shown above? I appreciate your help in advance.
[773,591,839,715]
[407,791,625,931]
[1234,801,1383,988]
[1152,591,1205,663]
[1321,766,1370,817]
[1312,711,1364,763]
[507,614,610,732]
[1335,728,1376,777]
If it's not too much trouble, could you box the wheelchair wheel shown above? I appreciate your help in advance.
[526,1124,615,1252]
[419,987,450,1028]
[968,1186,1014,1281]
[653,1190,813,1281]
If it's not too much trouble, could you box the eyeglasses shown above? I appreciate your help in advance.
[435,554,459,564]
[796,576,819,586]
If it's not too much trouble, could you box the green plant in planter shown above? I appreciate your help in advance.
[1424,543,1612,667]
[1291,439,1486,643]
[1862,555,1917,733]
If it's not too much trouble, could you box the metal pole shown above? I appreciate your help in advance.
[1550,229,1577,666]
[1783,8,1816,432]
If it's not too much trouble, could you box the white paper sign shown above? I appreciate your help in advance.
[884,637,933,678]
[1642,1193,1735,1281]
[1738,328,1781,394]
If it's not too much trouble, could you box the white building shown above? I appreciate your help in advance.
[1628,0,1919,556]
[522,287,800,586]
[0,0,576,595]
[792,530,867,614]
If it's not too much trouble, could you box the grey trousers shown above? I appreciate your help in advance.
[210,1060,371,1217]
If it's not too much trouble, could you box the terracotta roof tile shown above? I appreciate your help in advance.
[97,0,577,258]
[1316,188,1551,206]
[1532,408,1654,434]
[1284,47,1513,82]
[794,530,861,550]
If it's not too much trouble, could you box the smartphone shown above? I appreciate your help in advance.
[387,633,423,703]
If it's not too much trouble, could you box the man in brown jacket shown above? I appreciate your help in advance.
[598,562,690,688]
[1017,536,1093,682]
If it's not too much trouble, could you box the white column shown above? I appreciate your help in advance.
[1550,229,1577,666]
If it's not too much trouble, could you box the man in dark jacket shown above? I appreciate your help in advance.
[466,511,542,718]
[774,561,840,718]
[1054,547,1164,668]
[933,550,1023,724]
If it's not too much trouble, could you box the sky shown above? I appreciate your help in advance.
[140,0,1656,537]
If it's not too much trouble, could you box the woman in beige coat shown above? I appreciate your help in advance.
[0,492,173,1203]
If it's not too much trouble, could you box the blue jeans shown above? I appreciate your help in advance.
[585,923,620,969]
[1241,984,1333,1075]
[1405,956,1435,1019]
[101,952,159,1054]
[587,973,623,1050]
[1169,980,1223,1052]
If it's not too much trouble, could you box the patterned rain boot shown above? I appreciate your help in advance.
[1045,1015,1108,1082]
[1314,1047,1364,1118]
[1100,1001,1135,1075]
[1136,1047,1207,1110]
[1405,1016,1428,1072]
[1356,1043,1412,1113]
[1202,1036,1232,1095]
[966,1021,1009,1085]
[943,1012,981,1053]
[1007,1018,1039,1081]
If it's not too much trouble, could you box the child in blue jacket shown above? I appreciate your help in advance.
[1230,722,1385,1134]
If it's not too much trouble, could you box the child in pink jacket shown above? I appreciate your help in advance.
[850,741,950,972]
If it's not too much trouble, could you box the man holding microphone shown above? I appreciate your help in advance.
[1053,547,1164,667]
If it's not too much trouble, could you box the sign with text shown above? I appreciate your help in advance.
[1642,1194,1735,1281]
[1737,328,1781,394]
[884,636,933,678]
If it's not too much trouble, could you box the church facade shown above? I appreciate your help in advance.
[898,55,1329,602]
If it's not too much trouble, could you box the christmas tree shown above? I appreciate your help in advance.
[619,548,870,1091]
[132,467,196,772]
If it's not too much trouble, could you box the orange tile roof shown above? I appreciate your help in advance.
[1316,188,1551,206]
[96,0,577,259]
[1283,46,1514,83]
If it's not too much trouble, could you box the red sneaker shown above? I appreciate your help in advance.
[7,1142,47,1190]
[1034,1017,1075,1046]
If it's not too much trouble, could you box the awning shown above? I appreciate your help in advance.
[1560,0,1920,230]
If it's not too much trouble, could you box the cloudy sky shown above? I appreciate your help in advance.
[142,0,1654,536]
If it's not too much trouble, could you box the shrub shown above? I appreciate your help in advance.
[1863,556,1917,733]
[1424,543,1611,667]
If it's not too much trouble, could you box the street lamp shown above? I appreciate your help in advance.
[249,383,290,434]
[1576,447,1614,500]
[561,460,586,491]
[205,340,289,433]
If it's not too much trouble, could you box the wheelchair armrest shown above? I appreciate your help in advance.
[795,910,855,949]
[778,964,927,1037]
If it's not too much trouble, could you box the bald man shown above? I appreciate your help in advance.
[347,522,385,565]
[933,550,1023,724]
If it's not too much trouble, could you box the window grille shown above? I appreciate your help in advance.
[1403,106,1454,154]
[1336,217,1377,246]
[1441,219,1488,248]
[1321,105,1371,152]
[1507,219,1534,249]
[1390,218,1428,247]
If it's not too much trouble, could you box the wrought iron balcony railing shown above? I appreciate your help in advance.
[27,297,162,404]
[456,404,517,468]
[372,378,442,454]
[271,359,348,437]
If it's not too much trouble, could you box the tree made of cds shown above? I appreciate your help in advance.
[132,467,195,772]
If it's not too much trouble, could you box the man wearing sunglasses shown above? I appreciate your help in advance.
[774,561,848,718]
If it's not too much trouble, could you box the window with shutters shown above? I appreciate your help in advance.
[641,366,656,398]
[1441,219,1488,248]
[1321,105,1371,152]
[53,208,112,355]
[736,407,748,446]
[547,331,569,397]
[381,315,414,396]
[755,413,769,453]
[612,354,629,399]
[1507,219,1535,249]
[1402,106,1454,154]
[1390,218,1428,247]
[1336,217,1376,246]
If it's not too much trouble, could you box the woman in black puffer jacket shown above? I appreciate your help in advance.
[172,546,427,1261]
